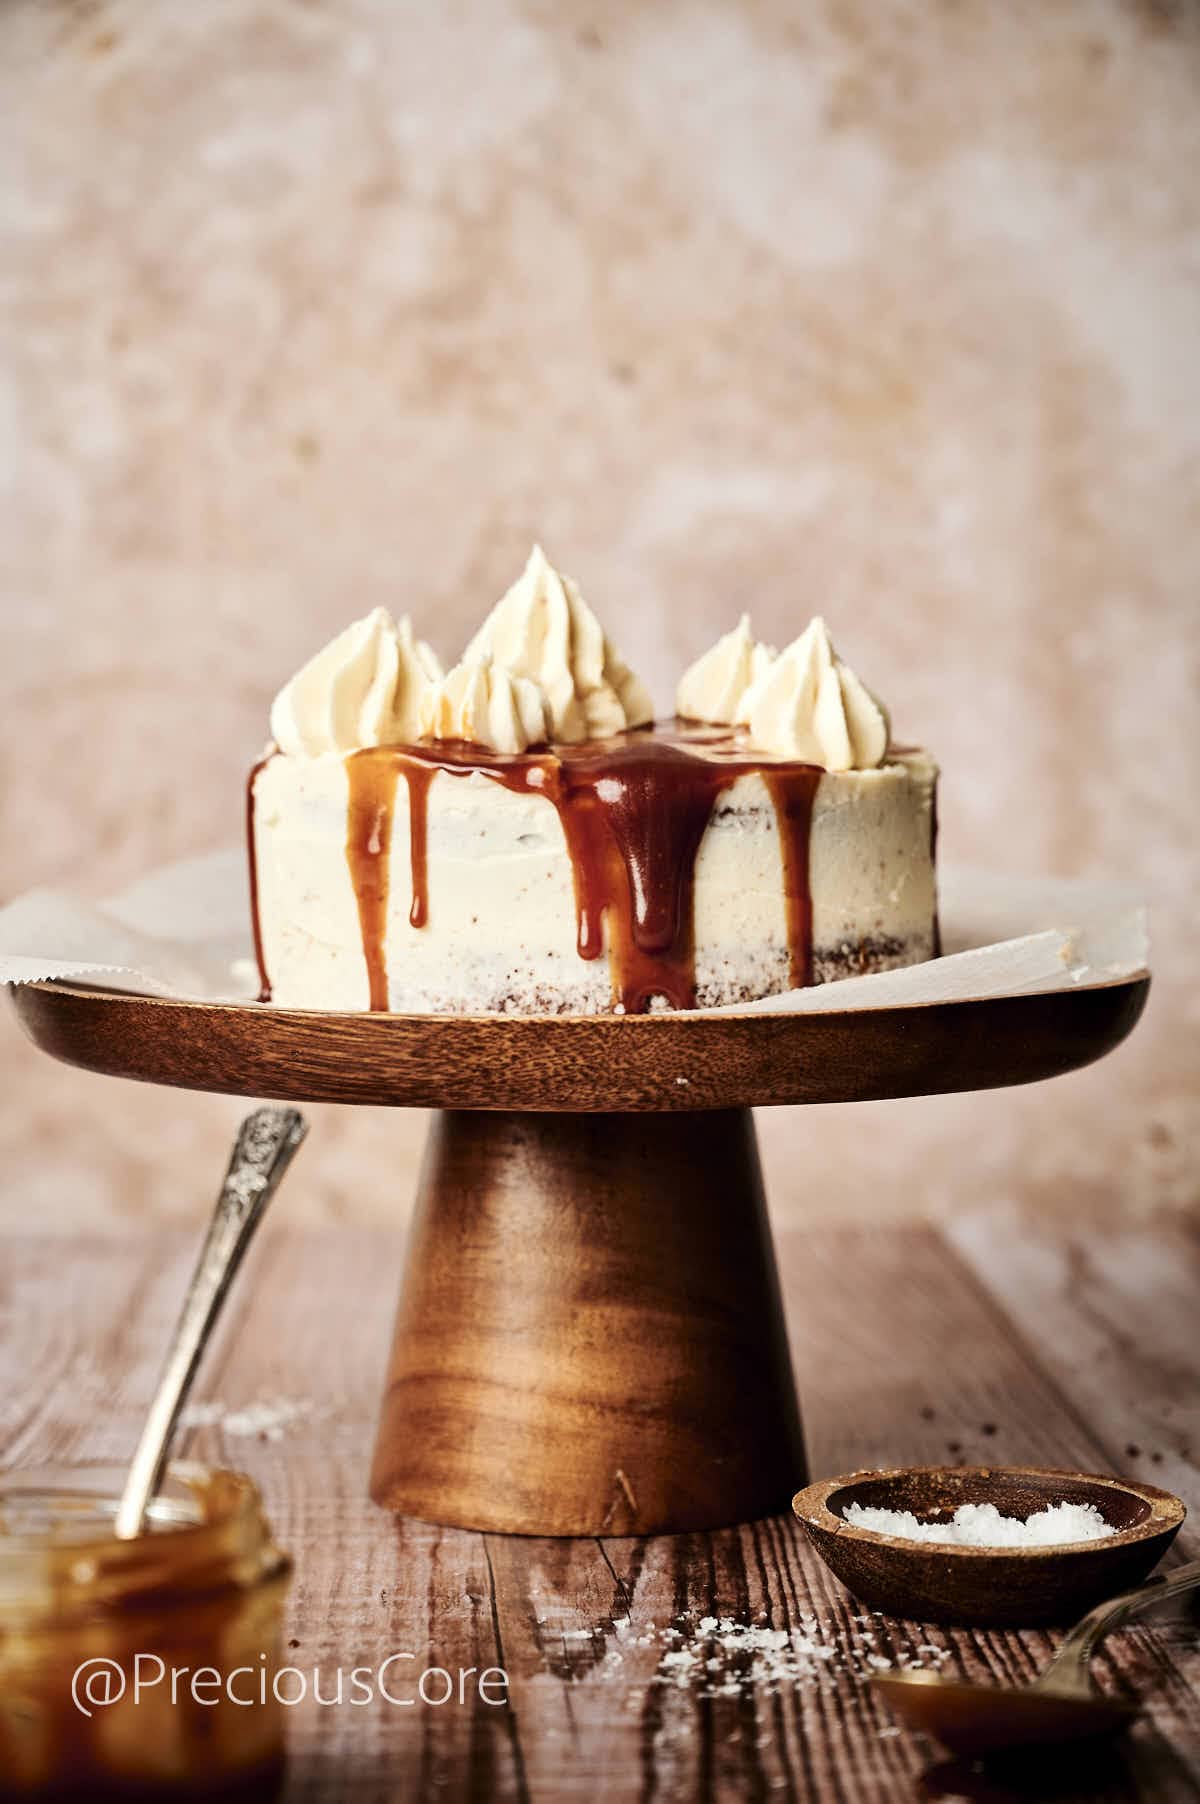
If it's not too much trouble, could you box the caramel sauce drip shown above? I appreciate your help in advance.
[763,770,819,989]
[246,753,272,1003]
[345,750,402,1011]
[337,725,823,1015]
[396,749,547,954]
[403,762,436,929]
[550,738,753,1014]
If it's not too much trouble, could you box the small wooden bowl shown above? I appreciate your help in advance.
[792,1466,1185,1627]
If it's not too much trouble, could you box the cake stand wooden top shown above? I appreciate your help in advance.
[11,975,1148,1112]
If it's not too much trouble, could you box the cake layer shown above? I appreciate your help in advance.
[249,730,938,1014]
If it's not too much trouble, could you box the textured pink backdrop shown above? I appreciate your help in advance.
[2,0,1196,1229]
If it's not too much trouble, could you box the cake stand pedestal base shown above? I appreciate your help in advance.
[368,1108,805,1535]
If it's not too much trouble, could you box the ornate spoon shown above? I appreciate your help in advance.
[113,1105,308,1539]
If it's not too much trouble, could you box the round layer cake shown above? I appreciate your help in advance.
[247,549,939,1015]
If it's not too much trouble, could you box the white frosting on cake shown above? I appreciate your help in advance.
[739,617,889,770]
[464,545,653,742]
[251,749,937,1013]
[676,615,775,726]
[269,608,441,757]
[418,657,550,753]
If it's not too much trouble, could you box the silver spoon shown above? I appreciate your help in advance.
[875,1557,1200,1755]
[114,1105,308,1539]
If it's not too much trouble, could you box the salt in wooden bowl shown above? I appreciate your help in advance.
[792,1465,1186,1628]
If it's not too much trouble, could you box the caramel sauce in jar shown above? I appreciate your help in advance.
[0,1463,291,1802]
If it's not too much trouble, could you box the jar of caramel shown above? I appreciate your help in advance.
[0,1463,292,1801]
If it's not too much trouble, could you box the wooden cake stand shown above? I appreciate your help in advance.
[13,976,1147,1538]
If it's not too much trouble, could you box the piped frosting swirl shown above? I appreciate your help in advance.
[464,544,653,742]
[676,614,775,726]
[267,561,891,774]
[270,608,442,757]
[739,617,889,770]
[418,656,550,754]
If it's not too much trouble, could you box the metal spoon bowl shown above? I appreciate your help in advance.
[874,1558,1200,1755]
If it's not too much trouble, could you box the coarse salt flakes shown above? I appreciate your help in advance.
[602,1605,953,1704]
[843,1499,1114,1547]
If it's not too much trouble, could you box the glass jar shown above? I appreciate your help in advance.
[0,1463,292,1802]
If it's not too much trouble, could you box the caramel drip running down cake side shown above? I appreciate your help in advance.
[246,752,274,1004]
[333,729,823,1015]
[344,751,402,1012]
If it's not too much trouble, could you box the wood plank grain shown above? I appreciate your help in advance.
[1,1222,1197,1802]
[776,1221,1200,1799]
[947,1204,1200,1554]
[489,1514,930,1803]
[947,1204,1200,1791]
[174,1224,527,1804]
[0,1234,199,1470]
[397,1219,1200,1802]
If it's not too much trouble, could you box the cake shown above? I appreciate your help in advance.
[248,547,938,1014]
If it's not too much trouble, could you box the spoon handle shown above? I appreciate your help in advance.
[113,1106,308,1539]
[1042,1557,1200,1687]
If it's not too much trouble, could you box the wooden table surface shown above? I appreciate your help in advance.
[3,1209,1197,1803]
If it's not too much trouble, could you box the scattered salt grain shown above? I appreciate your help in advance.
[649,1614,847,1698]
[553,1603,956,1707]
[178,1395,315,1442]
[843,1499,1113,1547]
